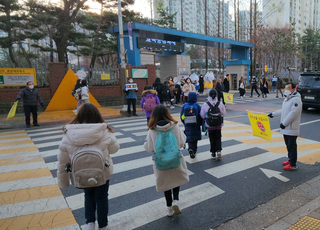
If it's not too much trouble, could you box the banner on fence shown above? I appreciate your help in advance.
[101,73,110,80]
[132,69,148,78]
[0,68,37,86]
[247,110,272,141]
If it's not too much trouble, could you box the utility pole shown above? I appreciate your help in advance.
[253,0,257,75]
[150,0,153,23]
[205,0,208,72]
[181,0,183,31]
[250,0,253,80]
[218,0,221,77]
[234,0,237,40]
[118,0,127,104]
[237,0,240,41]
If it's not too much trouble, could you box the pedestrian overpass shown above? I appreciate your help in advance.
[110,22,254,89]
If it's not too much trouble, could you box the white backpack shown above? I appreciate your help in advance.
[70,145,110,188]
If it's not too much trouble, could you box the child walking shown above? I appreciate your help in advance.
[144,105,189,217]
[58,103,120,230]
[140,85,160,125]
[180,92,203,159]
[200,89,226,159]
[73,79,89,115]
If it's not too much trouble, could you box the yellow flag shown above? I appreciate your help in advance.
[7,101,18,119]
[223,92,233,104]
[247,110,272,141]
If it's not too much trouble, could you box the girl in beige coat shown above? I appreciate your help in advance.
[182,77,196,102]
[144,105,189,217]
[58,103,119,230]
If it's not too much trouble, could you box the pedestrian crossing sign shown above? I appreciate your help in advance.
[223,92,234,104]
[247,111,272,141]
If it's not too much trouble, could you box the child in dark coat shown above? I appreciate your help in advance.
[180,92,203,159]
[141,86,160,125]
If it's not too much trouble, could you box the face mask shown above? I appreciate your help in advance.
[28,85,34,89]
[284,90,291,97]
[129,80,133,83]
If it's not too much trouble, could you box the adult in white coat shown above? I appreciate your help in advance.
[268,82,302,170]
[58,103,120,230]
[144,105,189,217]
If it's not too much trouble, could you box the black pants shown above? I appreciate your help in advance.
[127,99,136,115]
[284,135,298,166]
[24,105,38,126]
[208,129,222,153]
[251,85,260,96]
[175,92,181,104]
[164,186,180,207]
[218,93,225,105]
[188,141,198,153]
[239,88,246,97]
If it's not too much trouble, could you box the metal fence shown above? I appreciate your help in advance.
[69,66,120,86]
[36,69,50,87]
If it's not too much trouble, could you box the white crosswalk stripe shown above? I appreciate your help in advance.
[5,114,318,230]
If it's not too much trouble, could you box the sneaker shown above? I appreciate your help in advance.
[240,96,243,99]
[132,114,138,116]
[211,152,216,158]
[258,95,260,97]
[86,222,95,230]
[73,110,77,115]
[217,152,222,159]
[99,227,107,230]
[282,160,290,166]
[172,200,181,215]
[34,123,40,127]
[276,96,279,98]
[283,164,298,170]
[170,106,175,109]
[189,149,195,159]
[26,125,31,128]
[250,96,252,98]
[167,206,174,217]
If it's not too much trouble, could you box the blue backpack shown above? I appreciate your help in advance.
[182,103,199,124]
[153,127,182,170]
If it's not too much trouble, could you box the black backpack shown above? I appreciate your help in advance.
[206,102,223,127]
[161,85,171,100]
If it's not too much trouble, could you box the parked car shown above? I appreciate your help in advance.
[297,70,320,110]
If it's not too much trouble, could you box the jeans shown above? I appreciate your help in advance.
[84,180,110,228]
[284,135,298,166]
[164,186,180,207]
[188,141,198,153]
[271,85,276,92]
[208,129,222,153]
[127,99,136,115]
[24,105,38,126]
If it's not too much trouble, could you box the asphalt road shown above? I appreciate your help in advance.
[25,92,320,230]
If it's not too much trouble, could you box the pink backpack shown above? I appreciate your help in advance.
[143,95,156,111]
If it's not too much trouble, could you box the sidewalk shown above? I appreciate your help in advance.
[0,106,145,130]
[215,175,320,230]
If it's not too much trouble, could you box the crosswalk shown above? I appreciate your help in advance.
[1,113,320,230]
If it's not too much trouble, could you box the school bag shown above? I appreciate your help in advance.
[69,144,109,189]
[74,88,82,100]
[161,85,171,100]
[153,127,182,170]
[206,101,223,127]
[143,95,157,112]
[182,103,199,124]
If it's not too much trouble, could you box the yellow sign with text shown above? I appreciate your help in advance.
[223,92,234,104]
[101,73,110,80]
[0,68,37,86]
[247,110,272,141]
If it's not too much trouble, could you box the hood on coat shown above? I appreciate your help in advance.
[155,121,176,132]
[142,89,157,96]
[207,96,218,104]
[64,123,107,146]
[187,92,197,103]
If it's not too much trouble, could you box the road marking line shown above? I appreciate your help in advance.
[26,127,64,133]
[0,168,52,183]
[0,196,68,219]
[0,146,38,155]
[298,150,320,164]
[122,123,184,132]
[0,131,25,136]
[0,150,40,160]
[0,176,56,193]
[266,143,320,154]
[0,135,29,141]
[0,185,62,205]
[112,121,148,128]
[97,182,224,230]
[0,161,47,174]
[66,170,194,211]
[0,143,35,151]
[0,208,77,229]
[0,156,43,166]
[0,140,33,148]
